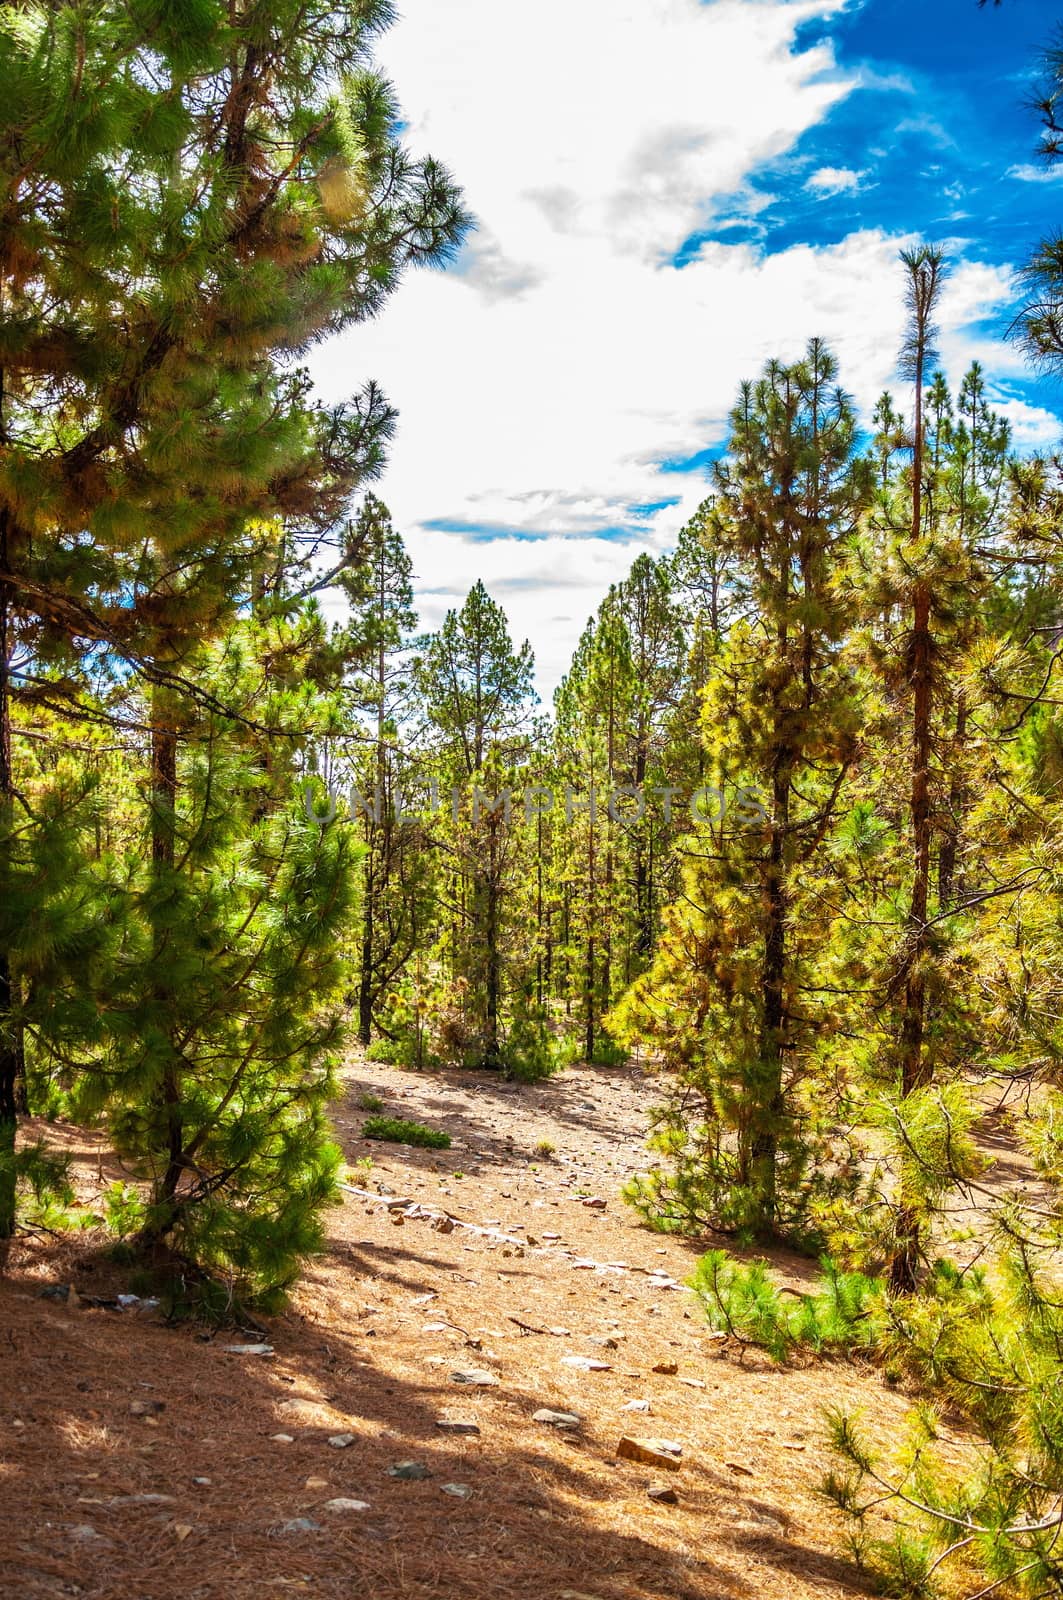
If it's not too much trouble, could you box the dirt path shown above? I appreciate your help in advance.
[0,1058,925,1600]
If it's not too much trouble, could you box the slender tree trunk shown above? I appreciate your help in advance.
[0,504,20,1240]
[938,692,966,911]
[585,807,596,1062]
[892,279,936,1294]
[357,868,375,1046]
[751,475,794,1240]
[150,686,183,1223]
[535,810,544,1011]
[633,739,652,959]
[751,748,790,1238]
[358,643,388,1047]
[484,849,501,1068]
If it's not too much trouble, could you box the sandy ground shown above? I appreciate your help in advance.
[0,1057,942,1600]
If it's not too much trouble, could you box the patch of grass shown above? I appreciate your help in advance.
[357,1092,384,1112]
[361,1116,451,1150]
[534,1139,556,1158]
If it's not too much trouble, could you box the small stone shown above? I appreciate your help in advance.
[450,1369,499,1387]
[192,1477,212,1486]
[67,1524,106,1543]
[222,1343,273,1356]
[388,1460,430,1480]
[616,1437,682,1471]
[324,1497,371,1513]
[622,1399,651,1413]
[435,1418,481,1435]
[271,1433,295,1444]
[561,1356,611,1371]
[385,1197,413,1210]
[129,1399,165,1417]
[278,1398,327,1420]
[39,1284,73,1303]
[174,1524,193,1541]
[390,1213,405,1226]
[725,1460,754,1477]
[111,1493,177,1506]
[423,1322,450,1333]
[679,1377,706,1389]
[582,1197,607,1210]
[433,1216,456,1234]
[532,1408,581,1429]
[571,1259,597,1270]
[648,1483,679,1505]
[440,1482,473,1499]
[276,1517,321,1534]
[305,1477,329,1490]
[328,1433,357,1449]
[652,1362,678,1376]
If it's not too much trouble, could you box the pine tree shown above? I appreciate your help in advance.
[0,0,467,1237]
[341,495,424,1048]
[417,582,536,1069]
[553,606,634,1061]
[612,341,870,1241]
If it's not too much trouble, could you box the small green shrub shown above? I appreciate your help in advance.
[690,1250,883,1362]
[361,1116,451,1150]
[102,1180,146,1241]
[366,1037,417,1066]
[552,1029,628,1071]
[534,1139,556,1158]
[500,1024,557,1083]
[357,1092,384,1112]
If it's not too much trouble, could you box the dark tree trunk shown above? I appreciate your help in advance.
[150,691,184,1222]
[751,753,789,1238]
[0,505,19,1240]
[892,293,935,1296]
[938,692,966,911]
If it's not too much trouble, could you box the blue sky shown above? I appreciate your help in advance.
[312,0,1063,695]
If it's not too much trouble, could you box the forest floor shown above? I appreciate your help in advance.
[0,1056,975,1600]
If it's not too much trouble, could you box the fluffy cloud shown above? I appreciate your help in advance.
[1006,163,1063,184]
[806,164,863,193]
[310,0,1055,697]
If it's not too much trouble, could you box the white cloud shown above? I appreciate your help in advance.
[806,164,863,194]
[310,0,1054,698]
[992,395,1062,452]
[1007,162,1063,184]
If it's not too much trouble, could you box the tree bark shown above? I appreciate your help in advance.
[892,277,936,1295]
[0,505,19,1240]
[150,688,184,1223]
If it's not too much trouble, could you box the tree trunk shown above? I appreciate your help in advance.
[150,688,184,1224]
[357,872,375,1047]
[892,294,935,1295]
[0,505,19,1240]
[751,754,789,1238]
[938,692,966,911]
[484,859,501,1068]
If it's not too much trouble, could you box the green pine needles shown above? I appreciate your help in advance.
[361,1117,451,1150]
[690,1251,883,1363]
